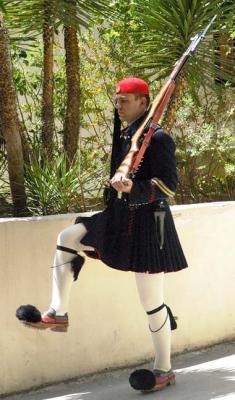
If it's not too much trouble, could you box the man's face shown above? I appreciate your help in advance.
[115,93,147,124]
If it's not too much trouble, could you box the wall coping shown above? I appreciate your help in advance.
[1,199,235,394]
[0,201,235,223]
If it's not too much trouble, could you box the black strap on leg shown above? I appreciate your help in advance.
[149,312,169,333]
[146,303,165,315]
[56,245,78,255]
[56,245,85,282]
[147,303,177,331]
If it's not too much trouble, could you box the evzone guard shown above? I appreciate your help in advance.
[17,77,188,393]
[16,18,218,393]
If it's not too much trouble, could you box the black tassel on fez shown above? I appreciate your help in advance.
[16,304,41,323]
[129,369,156,391]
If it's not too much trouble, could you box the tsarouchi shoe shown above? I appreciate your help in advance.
[129,368,175,393]
[16,305,69,332]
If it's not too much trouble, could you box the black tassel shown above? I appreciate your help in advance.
[16,304,41,323]
[110,108,122,178]
[129,369,155,391]
[166,305,177,330]
[71,254,85,281]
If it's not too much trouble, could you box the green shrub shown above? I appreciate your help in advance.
[24,139,109,215]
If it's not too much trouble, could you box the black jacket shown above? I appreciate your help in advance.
[116,113,178,206]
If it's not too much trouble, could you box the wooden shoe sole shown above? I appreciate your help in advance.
[141,375,176,393]
[21,320,68,332]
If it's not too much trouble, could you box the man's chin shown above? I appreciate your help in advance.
[118,114,126,121]
[119,115,131,125]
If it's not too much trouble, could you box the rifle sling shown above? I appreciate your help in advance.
[131,80,176,173]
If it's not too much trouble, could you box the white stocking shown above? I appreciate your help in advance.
[135,272,171,372]
[49,223,93,315]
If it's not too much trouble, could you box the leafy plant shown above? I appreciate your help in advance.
[1,1,234,217]
[175,92,235,203]
[131,0,235,87]
[24,137,109,215]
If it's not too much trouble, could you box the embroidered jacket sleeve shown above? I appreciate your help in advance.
[129,130,178,206]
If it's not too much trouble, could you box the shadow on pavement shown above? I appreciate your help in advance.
[2,342,235,400]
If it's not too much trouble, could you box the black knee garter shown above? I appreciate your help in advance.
[147,303,177,331]
[56,245,85,281]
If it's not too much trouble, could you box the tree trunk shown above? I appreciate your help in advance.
[162,74,187,133]
[19,123,31,164]
[0,114,5,151]
[0,15,28,216]
[41,1,54,161]
[64,24,80,166]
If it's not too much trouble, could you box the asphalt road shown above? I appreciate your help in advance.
[3,341,235,400]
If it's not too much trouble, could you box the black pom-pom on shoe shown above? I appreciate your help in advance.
[16,304,42,323]
[129,369,155,391]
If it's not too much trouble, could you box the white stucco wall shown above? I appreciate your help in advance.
[0,201,235,395]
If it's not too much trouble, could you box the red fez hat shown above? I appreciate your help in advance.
[116,77,149,95]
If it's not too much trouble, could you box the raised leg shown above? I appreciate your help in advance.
[16,222,93,330]
[49,222,92,315]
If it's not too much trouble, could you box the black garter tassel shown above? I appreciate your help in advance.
[71,254,85,281]
[167,305,177,330]
[129,369,155,391]
[16,304,41,323]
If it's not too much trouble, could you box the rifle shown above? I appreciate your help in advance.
[116,15,217,179]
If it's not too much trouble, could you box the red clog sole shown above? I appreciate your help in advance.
[141,375,176,393]
[20,320,68,332]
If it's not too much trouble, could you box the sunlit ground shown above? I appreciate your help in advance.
[175,354,235,400]
[4,346,235,400]
[44,394,90,400]
[177,353,235,379]
[39,354,235,400]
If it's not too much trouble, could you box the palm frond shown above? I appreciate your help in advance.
[131,0,235,90]
[2,0,118,46]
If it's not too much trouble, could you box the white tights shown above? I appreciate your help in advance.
[49,223,171,372]
[135,272,171,371]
